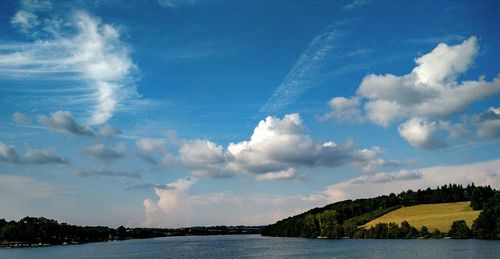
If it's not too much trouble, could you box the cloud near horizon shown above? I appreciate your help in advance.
[323,37,500,149]
[142,176,323,227]
[143,158,500,227]
[316,159,500,203]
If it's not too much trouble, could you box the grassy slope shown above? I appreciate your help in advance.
[362,201,480,232]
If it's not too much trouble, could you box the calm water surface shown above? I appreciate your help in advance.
[1,235,499,258]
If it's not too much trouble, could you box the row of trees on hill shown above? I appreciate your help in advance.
[360,220,472,239]
[261,184,499,239]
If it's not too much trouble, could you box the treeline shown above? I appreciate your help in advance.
[0,217,128,246]
[261,184,499,239]
[0,217,262,247]
[360,220,471,239]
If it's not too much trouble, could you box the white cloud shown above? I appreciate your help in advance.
[11,10,40,35]
[1,11,138,125]
[25,149,69,164]
[350,170,422,184]
[81,144,125,161]
[255,168,302,181]
[324,37,500,148]
[179,113,403,178]
[321,97,364,122]
[398,118,446,149]
[142,177,323,227]
[37,111,94,136]
[259,26,337,113]
[12,112,32,125]
[476,107,500,139]
[98,124,121,138]
[318,159,500,203]
[20,0,53,11]
[179,140,229,178]
[351,146,411,171]
[76,168,141,179]
[136,138,167,165]
[0,143,20,163]
[342,0,371,11]
[136,138,165,153]
[0,144,68,165]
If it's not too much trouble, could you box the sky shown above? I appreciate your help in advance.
[0,0,499,228]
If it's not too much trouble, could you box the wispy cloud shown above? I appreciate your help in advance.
[342,0,371,11]
[0,11,139,125]
[259,27,338,113]
[76,168,141,179]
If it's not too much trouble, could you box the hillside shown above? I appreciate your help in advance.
[261,184,499,239]
[362,201,480,232]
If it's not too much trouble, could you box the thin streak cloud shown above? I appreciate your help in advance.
[259,26,337,113]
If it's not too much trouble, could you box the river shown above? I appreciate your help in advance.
[1,234,498,258]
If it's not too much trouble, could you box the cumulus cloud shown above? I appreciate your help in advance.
[76,168,141,179]
[25,149,69,164]
[142,177,323,227]
[321,97,364,122]
[323,37,500,148]
[136,138,167,165]
[475,107,500,139]
[1,11,138,125]
[398,118,446,149]
[98,124,121,138]
[12,112,32,125]
[317,159,500,203]
[0,143,68,165]
[178,113,403,179]
[37,111,94,136]
[179,140,229,178]
[81,144,125,161]
[255,168,303,181]
[351,146,412,171]
[350,170,422,184]
[0,143,20,163]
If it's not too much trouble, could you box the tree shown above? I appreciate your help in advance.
[317,210,342,238]
[419,226,430,238]
[472,192,500,238]
[117,225,127,240]
[449,220,471,239]
[400,221,418,238]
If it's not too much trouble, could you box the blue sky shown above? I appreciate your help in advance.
[0,0,499,227]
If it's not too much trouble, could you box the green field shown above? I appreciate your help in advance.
[363,201,480,232]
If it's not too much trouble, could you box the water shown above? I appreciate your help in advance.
[1,235,499,258]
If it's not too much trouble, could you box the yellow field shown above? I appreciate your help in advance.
[362,201,480,232]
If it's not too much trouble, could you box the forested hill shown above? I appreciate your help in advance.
[261,184,499,239]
